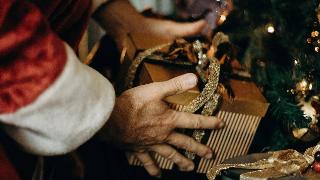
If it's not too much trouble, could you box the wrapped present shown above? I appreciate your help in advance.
[120,32,269,173]
[208,145,320,180]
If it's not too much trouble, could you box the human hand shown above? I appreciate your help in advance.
[94,0,210,51]
[102,73,224,176]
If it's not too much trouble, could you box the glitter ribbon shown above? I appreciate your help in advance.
[125,43,171,89]
[207,144,320,180]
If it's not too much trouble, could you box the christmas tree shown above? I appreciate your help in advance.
[214,0,320,150]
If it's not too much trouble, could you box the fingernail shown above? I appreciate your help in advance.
[205,151,213,159]
[185,74,198,87]
[187,164,194,171]
[218,121,225,128]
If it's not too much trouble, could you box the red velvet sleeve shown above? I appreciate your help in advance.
[0,145,20,180]
[0,0,67,114]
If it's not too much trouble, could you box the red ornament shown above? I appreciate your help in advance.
[313,161,320,173]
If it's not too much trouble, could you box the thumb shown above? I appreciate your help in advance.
[170,20,209,38]
[154,73,198,99]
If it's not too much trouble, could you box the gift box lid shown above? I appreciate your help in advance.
[139,62,269,117]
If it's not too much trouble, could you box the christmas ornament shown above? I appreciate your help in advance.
[312,150,320,173]
[313,161,320,173]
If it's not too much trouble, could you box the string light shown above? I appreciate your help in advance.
[296,79,310,95]
[266,24,275,34]
[307,19,320,53]
[217,14,227,24]
[300,79,308,88]
[311,30,319,38]
[307,38,312,44]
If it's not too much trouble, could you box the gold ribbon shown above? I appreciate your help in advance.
[207,144,320,180]
[183,42,221,159]
[125,43,171,89]
[125,34,228,160]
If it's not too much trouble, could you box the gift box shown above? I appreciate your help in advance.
[120,32,269,173]
[217,153,319,180]
[128,61,269,173]
[210,151,320,180]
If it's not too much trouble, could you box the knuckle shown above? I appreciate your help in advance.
[186,138,194,150]
[165,134,173,144]
[168,134,181,147]
[120,91,138,106]
[168,150,177,160]
[157,134,169,144]
[159,115,173,128]
[193,117,201,129]
[164,110,179,127]
[172,78,183,92]
[143,160,154,167]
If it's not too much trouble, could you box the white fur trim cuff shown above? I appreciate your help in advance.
[0,43,115,156]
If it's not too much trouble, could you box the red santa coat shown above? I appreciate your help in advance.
[0,0,114,179]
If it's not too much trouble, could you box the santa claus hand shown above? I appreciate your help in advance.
[132,135,214,177]
[102,73,223,169]
[132,144,195,177]
[94,0,210,51]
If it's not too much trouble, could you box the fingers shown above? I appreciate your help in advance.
[170,20,209,38]
[133,73,197,100]
[170,110,225,129]
[153,73,198,99]
[135,152,161,177]
[149,144,194,171]
[166,132,213,159]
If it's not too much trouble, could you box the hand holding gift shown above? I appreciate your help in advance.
[102,73,224,176]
